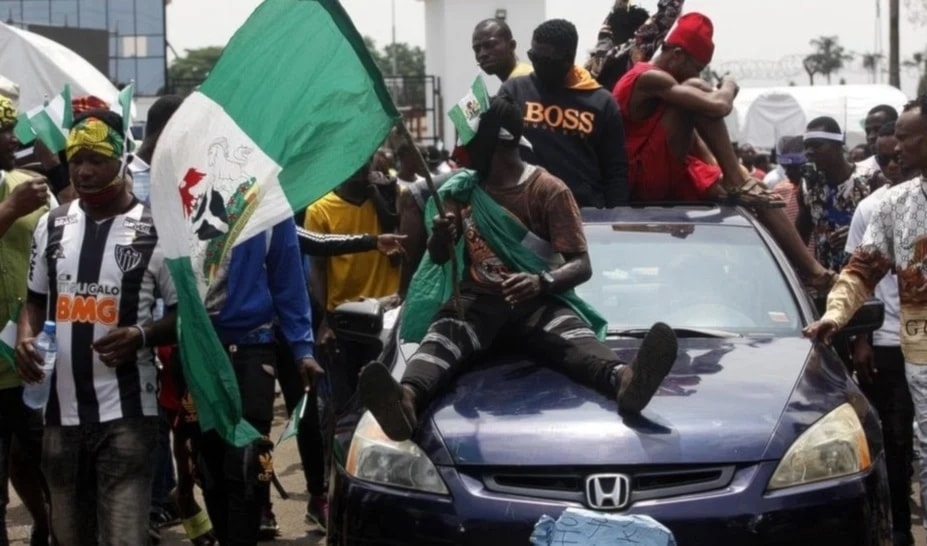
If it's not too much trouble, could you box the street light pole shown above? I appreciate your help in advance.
[889,0,900,88]
[391,0,398,76]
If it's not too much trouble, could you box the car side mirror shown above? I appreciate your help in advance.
[330,299,383,344]
[840,299,885,337]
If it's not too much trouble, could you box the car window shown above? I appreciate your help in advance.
[577,223,802,337]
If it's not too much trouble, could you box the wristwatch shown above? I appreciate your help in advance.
[538,270,555,294]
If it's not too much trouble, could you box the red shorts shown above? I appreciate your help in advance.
[628,128,721,202]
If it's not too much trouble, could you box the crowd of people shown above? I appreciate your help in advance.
[0,0,926,545]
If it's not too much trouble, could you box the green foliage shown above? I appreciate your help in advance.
[167,46,223,95]
[364,36,427,109]
[803,36,853,85]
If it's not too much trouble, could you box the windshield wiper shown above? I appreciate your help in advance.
[608,327,742,339]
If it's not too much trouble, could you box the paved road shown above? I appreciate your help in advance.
[5,397,927,546]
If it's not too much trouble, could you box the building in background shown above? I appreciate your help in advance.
[421,0,545,148]
[0,0,166,96]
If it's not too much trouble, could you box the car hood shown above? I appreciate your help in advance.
[426,337,811,466]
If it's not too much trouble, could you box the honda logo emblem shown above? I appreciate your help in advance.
[585,473,631,510]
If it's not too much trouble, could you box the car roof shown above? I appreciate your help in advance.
[581,204,754,228]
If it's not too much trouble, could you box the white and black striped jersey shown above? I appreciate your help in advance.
[27,200,177,426]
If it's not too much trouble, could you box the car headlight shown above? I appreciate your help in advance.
[768,403,872,490]
[345,412,449,495]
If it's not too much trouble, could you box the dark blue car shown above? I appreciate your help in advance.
[326,205,891,545]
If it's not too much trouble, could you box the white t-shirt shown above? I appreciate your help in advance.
[845,185,899,346]
[396,174,425,191]
[856,155,881,176]
[763,166,786,190]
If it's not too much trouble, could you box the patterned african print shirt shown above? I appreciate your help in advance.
[801,164,873,271]
[823,177,927,364]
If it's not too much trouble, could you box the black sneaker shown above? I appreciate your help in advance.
[148,521,161,545]
[617,322,678,414]
[358,361,418,442]
[151,505,181,529]
[305,496,329,531]
[258,505,280,541]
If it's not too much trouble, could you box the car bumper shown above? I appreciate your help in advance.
[328,456,891,545]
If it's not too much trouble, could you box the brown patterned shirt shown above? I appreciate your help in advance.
[823,177,927,363]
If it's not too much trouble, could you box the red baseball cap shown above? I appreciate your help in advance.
[665,12,715,66]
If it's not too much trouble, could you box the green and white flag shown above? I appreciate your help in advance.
[0,302,21,370]
[447,75,490,145]
[111,83,135,156]
[151,0,400,447]
[19,85,73,153]
[13,113,35,145]
[277,392,308,446]
[112,83,133,134]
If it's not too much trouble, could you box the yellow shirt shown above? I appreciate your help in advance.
[306,192,399,311]
[509,61,534,80]
[0,170,49,388]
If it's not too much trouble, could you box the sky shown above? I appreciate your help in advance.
[167,0,927,95]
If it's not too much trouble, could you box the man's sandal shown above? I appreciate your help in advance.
[723,178,786,209]
[181,510,217,546]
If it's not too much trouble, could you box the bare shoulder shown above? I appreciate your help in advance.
[635,69,677,94]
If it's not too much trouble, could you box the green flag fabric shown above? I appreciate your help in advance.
[400,170,608,343]
[150,0,400,447]
[277,392,308,446]
[13,113,35,145]
[17,85,72,153]
[0,302,22,371]
[447,76,490,145]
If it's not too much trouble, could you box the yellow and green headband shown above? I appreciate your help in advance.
[65,117,124,161]
[0,96,17,130]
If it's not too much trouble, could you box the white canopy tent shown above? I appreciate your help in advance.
[0,22,119,112]
[729,85,909,151]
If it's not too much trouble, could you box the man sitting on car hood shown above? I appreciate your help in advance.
[357,94,678,442]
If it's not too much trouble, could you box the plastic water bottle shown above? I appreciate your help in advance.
[22,321,56,410]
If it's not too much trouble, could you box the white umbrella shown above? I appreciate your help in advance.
[0,22,119,112]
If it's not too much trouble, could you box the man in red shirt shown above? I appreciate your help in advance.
[613,12,834,289]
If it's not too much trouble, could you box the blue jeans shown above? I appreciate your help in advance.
[43,417,158,546]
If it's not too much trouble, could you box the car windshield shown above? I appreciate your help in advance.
[576,223,803,337]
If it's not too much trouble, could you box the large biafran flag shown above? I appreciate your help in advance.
[150,0,400,447]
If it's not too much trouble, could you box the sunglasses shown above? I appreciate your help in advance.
[875,152,902,167]
[526,50,571,65]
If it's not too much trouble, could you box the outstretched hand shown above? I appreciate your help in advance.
[803,318,839,346]
[376,234,407,256]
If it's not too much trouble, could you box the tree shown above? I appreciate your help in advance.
[168,46,223,95]
[805,36,853,85]
[904,51,927,96]
[860,52,884,83]
[803,54,824,86]
[364,37,427,109]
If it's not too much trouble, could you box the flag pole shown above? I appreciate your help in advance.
[393,121,462,317]
[394,121,445,216]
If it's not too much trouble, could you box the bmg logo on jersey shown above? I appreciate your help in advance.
[55,283,120,326]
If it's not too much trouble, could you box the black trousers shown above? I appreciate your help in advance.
[0,386,45,546]
[275,342,327,497]
[858,346,914,535]
[199,344,277,546]
[403,289,618,403]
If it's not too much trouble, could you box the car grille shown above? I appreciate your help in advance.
[479,465,736,507]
